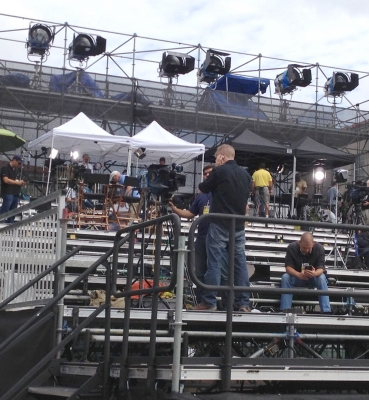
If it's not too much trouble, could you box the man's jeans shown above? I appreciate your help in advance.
[280,273,331,312]
[202,223,250,308]
[1,195,20,223]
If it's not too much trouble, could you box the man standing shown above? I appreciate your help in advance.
[81,153,94,173]
[169,164,214,304]
[280,232,331,313]
[327,181,338,215]
[251,162,273,217]
[293,172,308,220]
[0,155,25,223]
[194,144,252,312]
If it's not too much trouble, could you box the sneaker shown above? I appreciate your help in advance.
[192,303,217,311]
[238,306,251,313]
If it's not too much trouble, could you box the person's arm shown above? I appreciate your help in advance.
[2,176,25,186]
[198,168,217,194]
[169,201,195,219]
[285,265,308,280]
[301,181,307,193]
[304,244,325,278]
[268,175,273,193]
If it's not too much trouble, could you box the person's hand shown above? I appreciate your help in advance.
[298,272,309,280]
[304,266,316,278]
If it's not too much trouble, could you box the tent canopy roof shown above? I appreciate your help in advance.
[28,112,130,159]
[128,121,205,165]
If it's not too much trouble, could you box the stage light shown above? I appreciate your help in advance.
[274,64,312,95]
[172,163,183,173]
[68,34,106,61]
[334,169,348,183]
[70,150,79,160]
[27,23,54,57]
[313,167,325,184]
[276,164,285,174]
[324,72,359,97]
[134,148,146,160]
[159,52,195,78]
[198,49,231,84]
[49,148,58,159]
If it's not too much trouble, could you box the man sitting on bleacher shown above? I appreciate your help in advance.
[280,232,331,313]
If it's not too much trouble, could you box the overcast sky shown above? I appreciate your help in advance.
[1,1,369,110]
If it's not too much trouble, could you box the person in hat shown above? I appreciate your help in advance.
[0,155,26,223]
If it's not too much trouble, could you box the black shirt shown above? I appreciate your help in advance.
[198,160,252,231]
[285,241,325,273]
[1,163,21,197]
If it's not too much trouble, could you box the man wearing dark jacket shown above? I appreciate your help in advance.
[194,144,252,312]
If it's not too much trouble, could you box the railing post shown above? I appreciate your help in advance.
[56,192,67,354]
[171,236,186,393]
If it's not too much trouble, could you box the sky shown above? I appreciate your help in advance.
[1,0,369,110]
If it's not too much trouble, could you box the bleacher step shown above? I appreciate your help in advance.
[28,385,76,397]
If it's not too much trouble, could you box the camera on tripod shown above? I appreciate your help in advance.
[139,163,186,203]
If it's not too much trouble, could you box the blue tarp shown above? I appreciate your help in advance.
[211,74,270,95]
[198,88,267,119]
[49,71,104,98]
[0,73,30,88]
[111,91,152,106]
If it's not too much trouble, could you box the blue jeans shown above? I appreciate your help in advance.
[1,195,20,223]
[280,273,331,312]
[202,223,250,309]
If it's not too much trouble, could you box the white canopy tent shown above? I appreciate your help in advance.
[126,121,205,174]
[28,112,131,192]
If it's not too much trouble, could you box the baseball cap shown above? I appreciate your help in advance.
[12,155,23,163]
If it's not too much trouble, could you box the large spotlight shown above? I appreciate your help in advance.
[334,169,348,183]
[134,147,146,160]
[27,23,54,57]
[324,72,359,97]
[68,34,106,61]
[274,64,312,95]
[198,49,231,84]
[313,167,325,184]
[159,52,195,78]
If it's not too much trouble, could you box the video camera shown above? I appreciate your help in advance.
[348,183,369,206]
[139,163,186,203]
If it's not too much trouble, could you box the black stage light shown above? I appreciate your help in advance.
[68,34,106,61]
[325,72,359,97]
[134,148,146,160]
[334,169,348,183]
[27,23,54,56]
[274,64,312,95]
[198,49,231,84]
[159,52,195,78]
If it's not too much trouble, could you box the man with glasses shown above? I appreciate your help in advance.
[0,155,25,223]
[194,144,252,312]
[169,164,214,304]
[280,232,331,313]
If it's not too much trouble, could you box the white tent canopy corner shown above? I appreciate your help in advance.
[27,112,130,160]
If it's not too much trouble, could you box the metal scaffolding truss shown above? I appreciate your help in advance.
[1,14,369,167]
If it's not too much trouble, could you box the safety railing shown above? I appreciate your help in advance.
[0,190,66,303]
